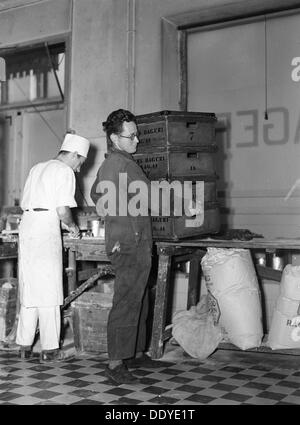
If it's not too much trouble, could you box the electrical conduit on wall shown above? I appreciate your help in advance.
[126,0,136,112]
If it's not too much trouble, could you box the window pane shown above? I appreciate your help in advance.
[47,54,65,98]
[1,43,65,105]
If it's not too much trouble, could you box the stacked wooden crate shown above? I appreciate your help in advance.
[134,110,220,240]
[71,277,114,354]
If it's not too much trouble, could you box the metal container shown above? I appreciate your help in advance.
[254,252,266,267]
[272,254,284,271]
[88,219,105,238]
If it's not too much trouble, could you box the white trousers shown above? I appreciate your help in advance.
[16,305,61,351]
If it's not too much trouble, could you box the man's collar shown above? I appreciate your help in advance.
[107,147,133,160]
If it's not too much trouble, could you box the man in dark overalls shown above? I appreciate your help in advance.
[90,109,163,385]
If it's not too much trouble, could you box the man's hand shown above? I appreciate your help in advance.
[188,199,204,216]
[68,224,81,239]
[57,206,80,238]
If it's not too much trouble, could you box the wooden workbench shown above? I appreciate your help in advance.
[10,236,300,359]
[150,237,300,359]
[63,237,110,294]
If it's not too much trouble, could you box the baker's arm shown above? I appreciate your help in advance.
[56,206,80,237]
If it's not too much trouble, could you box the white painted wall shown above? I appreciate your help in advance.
[69,0,128,202]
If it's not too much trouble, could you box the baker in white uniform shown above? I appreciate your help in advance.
[16,132,90,363]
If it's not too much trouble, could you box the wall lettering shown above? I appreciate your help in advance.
[263,107,289,145]
[291,57,300,82]
[217,106,299,148]
[236,110,258,148]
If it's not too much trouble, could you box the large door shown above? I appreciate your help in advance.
[187,12,300,237]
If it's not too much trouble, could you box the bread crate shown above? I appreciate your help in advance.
[71,285,113,354]
[151,203,220,240]
[134,146,217,180]
[136,110,217,152]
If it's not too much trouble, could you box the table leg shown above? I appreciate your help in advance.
[187,250,206,310]
[2,259,15,278]
[149,253,172,359]
[68,249,77,295]
[187,257,201,310]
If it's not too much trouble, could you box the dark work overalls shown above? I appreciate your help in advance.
[90,149,153,360]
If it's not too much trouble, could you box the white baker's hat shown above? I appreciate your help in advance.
[60,133,90,158]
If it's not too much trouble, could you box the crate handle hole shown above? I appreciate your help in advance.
[187,152,197,158]
[186,122,197,128]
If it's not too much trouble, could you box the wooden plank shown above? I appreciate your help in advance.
[73,243,109,262]
[173,253,195,264]
[78,266,110,282]
[218,341,300,356]
[156,245,195,256]
[78,265,114,283]
[63,270,105,309]
[67,249,76,294]
[167,0,300,30]
[63,238,106,248]
[256,265,282,282]
[179,29,187,111]
[162,326,172,342]
[187,256,201,309]
[0,243,18,259]
[156,238,300,250]
[161,17,180,110]
[75,253,109,262]
[72,307,82,352]
[149,254,173,359]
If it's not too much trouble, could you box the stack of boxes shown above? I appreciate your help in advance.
[71,277,114,354]
[134,110,220,240]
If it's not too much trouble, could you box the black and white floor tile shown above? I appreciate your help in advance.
[0,345,299,405]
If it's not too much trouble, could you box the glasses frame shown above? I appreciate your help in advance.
[119,133,139,142]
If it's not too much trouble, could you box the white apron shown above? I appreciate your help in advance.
[18,210,63,307]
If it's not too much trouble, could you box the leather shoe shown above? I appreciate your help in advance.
[105,364,139,385]
[40,349,65,364]
[124,353,166,369]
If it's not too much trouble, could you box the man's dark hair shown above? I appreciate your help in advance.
[103,109,137,139]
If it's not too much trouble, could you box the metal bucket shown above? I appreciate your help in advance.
[88,219,104,238]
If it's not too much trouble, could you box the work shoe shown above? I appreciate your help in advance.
[124,353,166,369]
[19,345,33,360]
[40,349,65,364]
[105,364,140,385]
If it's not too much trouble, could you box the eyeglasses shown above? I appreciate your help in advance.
[119,133,139,142]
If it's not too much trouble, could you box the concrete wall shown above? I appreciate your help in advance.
[69,0,128,201]
[0,0,71,46]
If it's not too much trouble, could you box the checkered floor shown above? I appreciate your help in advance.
[0,346,299,405]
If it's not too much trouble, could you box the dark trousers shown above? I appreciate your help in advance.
[107,242,152,360]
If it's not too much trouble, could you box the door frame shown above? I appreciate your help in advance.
[161,0,300,111]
